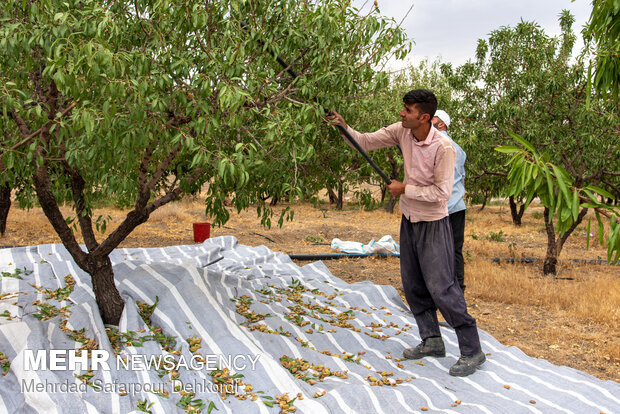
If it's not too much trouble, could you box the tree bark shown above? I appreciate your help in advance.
[542,209,558,275]
[509,195,525,226]
[478,193,488,211]
[385,195,398,214]
[326,184,337,205]
[384,148,402,214]
[87,255,124,326]
[336,181,343,210]
[542,206,588,275]
[0,184,10,236]
[31,157,128,324]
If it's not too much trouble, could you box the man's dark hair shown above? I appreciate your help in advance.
[402,89,437,120]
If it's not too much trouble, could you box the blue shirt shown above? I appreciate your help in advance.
[441,131,466,213]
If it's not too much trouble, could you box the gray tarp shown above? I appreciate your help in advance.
[0,236,618,413]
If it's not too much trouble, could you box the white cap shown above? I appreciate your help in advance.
[434,110,451,128]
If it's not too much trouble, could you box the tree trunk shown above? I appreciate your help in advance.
[543,239,559,274]
[326,184,337,205]
[32,163,129,325]
[385,196,397,214]
[88,255,125,326]
[336,181,343,210]
[269,195,279,206]
[478,193,488,211]
[542,206,588,275]
[509,195,525,226]
[0,184,10,236]
[384,148,402,214]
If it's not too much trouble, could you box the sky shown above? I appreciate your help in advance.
[351,0,593,69]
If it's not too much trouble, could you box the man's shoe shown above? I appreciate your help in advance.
[403,337,446,359]
[449,351,486,376]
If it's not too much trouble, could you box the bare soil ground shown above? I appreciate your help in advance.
[1,199,618,383]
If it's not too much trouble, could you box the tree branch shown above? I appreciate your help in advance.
[61,161,99,251]
[94,208,150,258]
[31,154,88,269]
[146,142,183,191]
[470,168,508,180]
[137,137,160,193]
[601,180,620,198]
[7,103,77,150]
[558,208,588,249]
[7,110,32,137]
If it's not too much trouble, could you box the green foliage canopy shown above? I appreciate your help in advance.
[0,0,409,227]
[497,134,620,265]
[446,12,619,210]
[0,0,409,323]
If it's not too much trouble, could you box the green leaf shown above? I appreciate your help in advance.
[543,166,555,211]
[571,190,579,222]
[551,164,571,206]
[525,183,537,207]
[582,189,601,205]
[507,130,535,153]
[560,205,572,223]
[585,185,614,200]
[608,219,620,264]
[524,162,534,186]
[595,211,605,245]
[495,145,522,154]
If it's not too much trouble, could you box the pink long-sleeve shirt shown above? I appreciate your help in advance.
[345,122,456,222]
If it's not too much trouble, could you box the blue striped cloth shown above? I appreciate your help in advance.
[0,237,618,413]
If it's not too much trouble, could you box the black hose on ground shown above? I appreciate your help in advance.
[289,253,616,265]
[289,253,400,260]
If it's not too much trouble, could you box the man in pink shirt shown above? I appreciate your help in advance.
[327,89,485,377]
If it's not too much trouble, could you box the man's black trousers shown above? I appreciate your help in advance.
[400,215,481,356]
[449,209,466,291]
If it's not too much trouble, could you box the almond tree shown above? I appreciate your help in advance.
[446,12,618,273]
[445,13,580,224]
[498,134,619,275]
[0,0,408,324]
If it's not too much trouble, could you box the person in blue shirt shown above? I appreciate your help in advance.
[433,110,467,292]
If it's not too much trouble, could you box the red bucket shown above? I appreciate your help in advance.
[193,222,211,243]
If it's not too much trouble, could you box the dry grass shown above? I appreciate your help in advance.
[468,259,619,326]
[1,198,618,381]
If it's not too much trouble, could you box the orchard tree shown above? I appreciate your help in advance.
[448,12,618,272]
[498,134,619,275]
[445,14,583,224]
[0,0,408,324]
